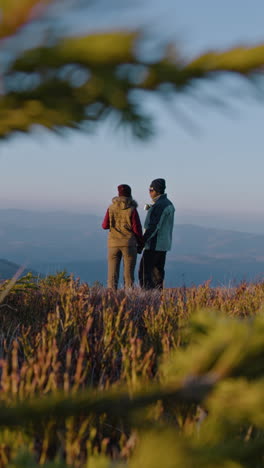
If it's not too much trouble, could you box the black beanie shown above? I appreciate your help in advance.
[118,184,131,197]
[150,178,166,194]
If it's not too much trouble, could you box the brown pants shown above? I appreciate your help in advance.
[108,246,137,289]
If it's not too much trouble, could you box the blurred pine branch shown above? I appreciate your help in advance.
[0,1,264,140]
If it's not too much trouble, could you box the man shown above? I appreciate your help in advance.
[102,184,144,289]
[139,178,175,289]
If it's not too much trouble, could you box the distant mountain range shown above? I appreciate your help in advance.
[0,259,22,280]
[0,209,106,263]
[0,209,264,286]
[171,224,264,261]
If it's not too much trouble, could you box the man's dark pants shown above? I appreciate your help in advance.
[139,250,167,289]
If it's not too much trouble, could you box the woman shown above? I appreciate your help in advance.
[102,184,144,289]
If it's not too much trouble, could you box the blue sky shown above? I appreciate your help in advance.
[1,0,264,232]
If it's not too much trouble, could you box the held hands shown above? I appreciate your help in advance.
[137,244,144,254]
[137,229,145,253]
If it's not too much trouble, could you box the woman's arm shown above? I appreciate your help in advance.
[131,209,144,247]
[102,209,110,229]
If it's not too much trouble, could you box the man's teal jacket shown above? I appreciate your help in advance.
[143,194,175,251]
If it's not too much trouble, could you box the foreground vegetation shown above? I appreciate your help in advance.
[0,273,264,467]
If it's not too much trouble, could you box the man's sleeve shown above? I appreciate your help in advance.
[102,209,110,229]
[131,209,144,246]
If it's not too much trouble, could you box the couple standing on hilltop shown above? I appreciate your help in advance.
[102,178,175,290]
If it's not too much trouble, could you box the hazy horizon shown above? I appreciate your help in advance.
[0,206,264,235]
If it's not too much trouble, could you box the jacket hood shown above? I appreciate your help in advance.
[111,196,138,210]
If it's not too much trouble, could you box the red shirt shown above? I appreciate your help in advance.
[102,208,144,246]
